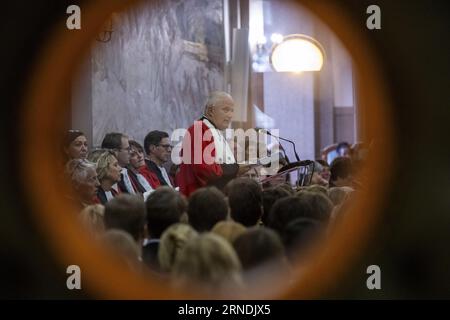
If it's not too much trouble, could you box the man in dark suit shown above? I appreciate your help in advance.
[143,130,174,188]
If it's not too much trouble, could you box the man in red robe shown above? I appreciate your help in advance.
[176,91,249,196]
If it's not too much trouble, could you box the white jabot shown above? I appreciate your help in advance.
[105,191,115,202]
[202,118,236,164]
[121,168,136,194]
[136,172,154,192]
[159,166,173,187]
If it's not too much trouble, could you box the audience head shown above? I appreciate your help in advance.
[233,227,286,272]
[261,187,291,226]
[172,233,242,293]
[145,186,187,238]
[336,141,352,158]
[79,204,105,234]
[144,130,171,165]
[129,140,146,169]
[93,150,122,184]
[62,130,88,162]
[104,194,146,243]
[101,132,130,167]
[267,196,314,235]
[188,187,228,232]
[296,191,333,223]
[329,157,353,187]
[281,217,323,261]
[203,91,234,130]
[211,221,247,244]
[225,178,263,227]
[65,159,99,205]
[101,229,142,273]
[158,223,198,272]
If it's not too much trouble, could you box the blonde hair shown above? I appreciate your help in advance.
[158,223,198,272]
[101,229,142,274]
[79,204,105,234]
[90,150,118,181]
[172,233,243,294]
[211,221,247,244]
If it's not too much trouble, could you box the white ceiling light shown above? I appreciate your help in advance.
[270,33,284,44]
[270,34,325,72]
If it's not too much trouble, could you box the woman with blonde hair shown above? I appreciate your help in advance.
[172,233,243,295]
[89,149,122,204]
[158,223,198,272]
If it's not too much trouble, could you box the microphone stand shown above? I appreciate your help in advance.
[264,130,301,162]
[270,135,290,164]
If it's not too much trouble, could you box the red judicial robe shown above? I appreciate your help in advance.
[138,165,161,189]
[176,118,238,197]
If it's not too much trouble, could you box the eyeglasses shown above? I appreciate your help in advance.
[157,144,173,150]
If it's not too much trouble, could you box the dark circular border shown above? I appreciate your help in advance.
[21,0,394,299]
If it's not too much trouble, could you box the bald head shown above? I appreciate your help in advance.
[204,91,235,130]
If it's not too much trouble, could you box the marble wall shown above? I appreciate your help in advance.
[79,0,225,147]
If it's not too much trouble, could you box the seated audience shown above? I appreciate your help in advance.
[143,130,174,187]
[127,140,157,193]
[101,132,138,194]
[90,150,122,204]
[158,223,198,272]
[64,159,100,209]
[188,187,228,232]
[143,187,187,270]
[172,233,243,295]
[329,157,354,188]
[224,178,263,227]
[62,130,88,163]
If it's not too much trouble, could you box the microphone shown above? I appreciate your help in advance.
[259,128,290,164]
[259,129,301,162]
